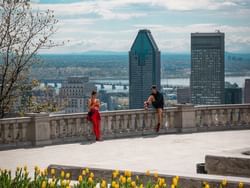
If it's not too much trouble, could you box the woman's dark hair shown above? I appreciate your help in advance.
[151,85,157,90]
[91,90,97,96]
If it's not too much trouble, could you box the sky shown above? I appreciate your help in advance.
[31,0,250,54]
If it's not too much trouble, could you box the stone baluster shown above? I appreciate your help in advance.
[218,109,225,126]
[114,115,121,133]
[226,109,232,126]
[122,114,129,132]
[168,111,175,128]
[195,110,202,127]
[136,114,144,131]
[144,111,151,130]
[13,123,19,142]
[211,110,217,126]
[0,124,2,143]
[75,118,82,136]
[21,122,28,142]
[130,114,136,131]
[232,109,239,126]
[59,119,66,138]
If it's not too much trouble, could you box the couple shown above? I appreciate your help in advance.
[87,85,164,141]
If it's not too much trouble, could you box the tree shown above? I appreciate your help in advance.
[0,0,59,118]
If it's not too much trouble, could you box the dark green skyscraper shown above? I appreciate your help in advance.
[190,32,225,105]
[129,29,161,109]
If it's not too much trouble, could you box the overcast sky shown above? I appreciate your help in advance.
[32,0,250,54]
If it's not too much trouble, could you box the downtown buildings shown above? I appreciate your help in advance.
[59,77,96,113]
[190,32,225,105]
[244,79,250,103]
[129,29,161,109]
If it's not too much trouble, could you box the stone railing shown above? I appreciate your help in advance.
[0,104,250,149]
[0,117,31,148]
[195,104,250,131]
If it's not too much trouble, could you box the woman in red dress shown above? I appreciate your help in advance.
[87,91,101,141]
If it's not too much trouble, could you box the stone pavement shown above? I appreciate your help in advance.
[0,130,250,181]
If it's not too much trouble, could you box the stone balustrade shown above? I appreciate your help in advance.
[0,104,250,149]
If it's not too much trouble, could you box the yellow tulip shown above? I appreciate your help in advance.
[154,172,158,178]
[127,177,132,183]
[163,183,167,187]
[155,185,159,188]
[136,176,139,181]
[238,182,244,188]
[113,172,118,178]
[115,183,120,188]
[205,184,210,188]
[86,168,89,174]
[88,177,93,184]
[51,168,55,176]
[112,181,116,187]
[66,186,70,188]
[115,169,119,175]
[122,177,126,184]
[222,179,227,187]
[140,184,144,188]
[82,170,86,176]
[50,181,55,188]
[90,172,94,178]
[65,172,70,179]
[78,175,83,182]
[146,170,150,176]
[66,180,70,186]
[119,175,124,182]
[175,176,179,181]
[131,181,136,188]
[61,170,65,178]
[41,181,47,188]
[61,180,66,186]
[172,177,178,186]
[101,180,107,188]
[171,184,175,188]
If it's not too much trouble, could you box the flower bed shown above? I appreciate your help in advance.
[0,166,246,188]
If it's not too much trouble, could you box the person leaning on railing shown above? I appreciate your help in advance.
[144,85,164,133]
[87,90,102,141]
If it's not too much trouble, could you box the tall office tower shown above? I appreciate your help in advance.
[59,77,96,113]
[177,87,191,104]
[190,32,225,105]
[244,79,250,103]
[129,29,161,109]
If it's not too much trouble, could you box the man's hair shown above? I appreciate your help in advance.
[151,85,157,90]
[91,90,97,96]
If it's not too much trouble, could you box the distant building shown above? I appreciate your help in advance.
[190,32,225,105]
[59,77,96,113]
[244,79,250,103]
[225,82,242,104]
[177,87,191,104]
[129,29,161,109]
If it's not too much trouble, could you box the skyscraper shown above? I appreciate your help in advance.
[244,79,250,103]
[190,32,225,105]
[129,29,161,109]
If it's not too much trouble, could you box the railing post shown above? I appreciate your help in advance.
[174,104,197,133]
[26,113,52,146]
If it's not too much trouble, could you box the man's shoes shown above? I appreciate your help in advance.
[156,123,160,133]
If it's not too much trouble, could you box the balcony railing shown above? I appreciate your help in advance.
[0,104,250,149]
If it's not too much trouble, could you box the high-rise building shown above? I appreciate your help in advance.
[129,29,161,109]
[244,79,250,103]
[59,77,96,113]
[177,87,191,104]
[225,82,242,104]
[190,32,225,105]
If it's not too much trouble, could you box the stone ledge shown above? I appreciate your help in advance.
[47,164,250,188]
[205,155,250,178]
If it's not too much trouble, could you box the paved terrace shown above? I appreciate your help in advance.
[0,130,250,181]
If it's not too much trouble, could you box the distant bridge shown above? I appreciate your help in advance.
[38,79,178,89]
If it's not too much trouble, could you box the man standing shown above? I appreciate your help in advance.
[144,85,164,132]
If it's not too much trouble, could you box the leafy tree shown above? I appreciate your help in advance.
[0,0,59,118]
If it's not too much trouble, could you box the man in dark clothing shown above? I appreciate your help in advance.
[144,85,164,132]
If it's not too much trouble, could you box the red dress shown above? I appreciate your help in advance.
[88,99,101,140]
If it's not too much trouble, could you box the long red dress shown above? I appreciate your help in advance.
[88,99,101,141]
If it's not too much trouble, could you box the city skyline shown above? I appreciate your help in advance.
[31,0,250,54]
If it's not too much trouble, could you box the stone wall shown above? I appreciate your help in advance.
[0,104,250,149]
